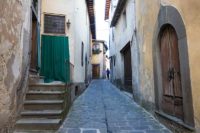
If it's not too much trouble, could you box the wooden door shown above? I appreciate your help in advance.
[160,26,183,119]
[92,64,100,79]
[123,45,132,86]
[41,35,70,83]
[30,19,38,70]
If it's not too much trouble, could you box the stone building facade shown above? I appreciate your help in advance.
[106,0,200,132]
[0,0,34,131]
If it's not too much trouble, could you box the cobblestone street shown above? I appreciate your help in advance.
[58,80,171,133]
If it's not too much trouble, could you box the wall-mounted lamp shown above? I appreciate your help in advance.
[66,19,71,29]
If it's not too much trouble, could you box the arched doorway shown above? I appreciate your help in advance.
[153,6,194,128]
[159,25,183,119]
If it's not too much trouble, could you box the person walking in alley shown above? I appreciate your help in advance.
[106,68,110,79]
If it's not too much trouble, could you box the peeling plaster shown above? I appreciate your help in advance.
[0,0,31,129]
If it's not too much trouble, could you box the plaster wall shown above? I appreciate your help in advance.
[135,0,200,130]
[109,0,200,130]
[73,0,91,83]
[41,0,92,83]
[110,0,136,84]
[41,0,75,66]
[0,0,31,131]
[134,0,160,108]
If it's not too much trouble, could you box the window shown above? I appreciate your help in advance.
[44,14,65,34]
[81,42,84,66]
[92,43,101,54]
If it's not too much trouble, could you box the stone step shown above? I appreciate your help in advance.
[27,91,65,94]
[29,75,44,84]
[15,118,61,130]
[26,91,65,100]
[14,130,55,133]
[24,100,64,110]
[24,100,64,104]
[29,83,66,91]
[21,110,63,119]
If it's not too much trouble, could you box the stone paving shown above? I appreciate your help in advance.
[57,80,171,133]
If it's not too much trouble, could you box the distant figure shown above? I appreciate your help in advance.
[106,68,110,79]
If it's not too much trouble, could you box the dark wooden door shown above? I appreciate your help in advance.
[160,26,183,119]
[30,19,38,70]
[92,64,100,79]
[124,45,132,86]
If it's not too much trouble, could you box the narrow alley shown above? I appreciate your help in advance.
[1,0,200,133]
[58,80,171,133]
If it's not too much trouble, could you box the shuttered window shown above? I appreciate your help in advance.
[44,14,65,34]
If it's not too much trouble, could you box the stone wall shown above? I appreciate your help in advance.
[0,0,31,131]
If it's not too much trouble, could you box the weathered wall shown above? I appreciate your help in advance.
[0,0,31,131]
[110,0,135,84]
[41,0,92,83]
[135,0,200,130]
[109,0,200,131]
[134,0,160,109]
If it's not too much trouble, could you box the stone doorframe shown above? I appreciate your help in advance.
[153,5,195,128]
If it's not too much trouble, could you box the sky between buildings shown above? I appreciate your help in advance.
[95,0,110,51]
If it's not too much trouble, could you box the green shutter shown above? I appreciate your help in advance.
[40,35,70,83]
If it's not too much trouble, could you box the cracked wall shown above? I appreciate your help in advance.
[0,0,31,131]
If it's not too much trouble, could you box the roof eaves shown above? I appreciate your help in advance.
[105,0,111,20]
[86,0,96,39]
[110,0,127,27]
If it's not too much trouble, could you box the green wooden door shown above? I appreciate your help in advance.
[40,35,70,83]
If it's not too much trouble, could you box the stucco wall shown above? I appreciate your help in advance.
[109,0,200,130]
[41,0,92,83]
[110,0,135,84]
[135,0,200,130]
[0,0,31,131]
[134,0,160,108]
[73,0,91,83]
[41,0,75,66]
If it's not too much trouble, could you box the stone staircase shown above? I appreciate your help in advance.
[14,81,67,132]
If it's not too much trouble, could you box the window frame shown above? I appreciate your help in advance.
[43,13,66,35]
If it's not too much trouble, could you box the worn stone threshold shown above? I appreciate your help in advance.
[156,111,195,131]
[29,82,66,86]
